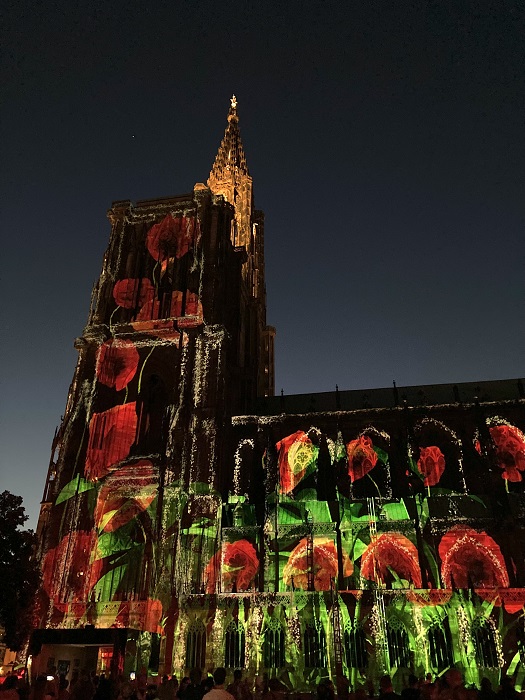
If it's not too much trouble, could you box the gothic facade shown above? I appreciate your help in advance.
[32,99,525,692]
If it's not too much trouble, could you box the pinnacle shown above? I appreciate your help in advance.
[209,96,249,186]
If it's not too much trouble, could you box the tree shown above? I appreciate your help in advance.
[0,491,41,650]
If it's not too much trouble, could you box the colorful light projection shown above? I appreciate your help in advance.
[85,403,138,481]
[283,537,352,591]
[345,429,391,499]
[110,213,203,330]
[41,405,525,687]
[40,210,203,634]
[360,533,422,588]
[205,539,259,593]
[489,422,525,482]
[277,430,319,494]
[439,525,509,590]
[145,214,200,265]
[416,446,446,487]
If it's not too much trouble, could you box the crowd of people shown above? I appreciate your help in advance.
[0,667,523,700]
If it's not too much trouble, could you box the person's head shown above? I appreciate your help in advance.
[190,668,202,685]
[234,670,243,682]
[59,677,69,690]
[408,675,418,688]
[213,668,227,687]
[203,676,214,692]
[380,676,393,693]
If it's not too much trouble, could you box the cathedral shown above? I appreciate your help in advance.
[31,98,525,692]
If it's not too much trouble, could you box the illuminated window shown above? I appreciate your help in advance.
[304,623,327,668]
[472,619,498,668]
[97,647,113,675]
[225,621,245,668]
[344,624,368,669]
[387,619,411,668]
[263,619,285,668]
[186,620,206,670]
[428,621,453,671]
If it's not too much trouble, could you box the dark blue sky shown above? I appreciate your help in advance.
[2,0,524,528]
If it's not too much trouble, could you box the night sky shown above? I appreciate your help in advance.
[2,0,524,528]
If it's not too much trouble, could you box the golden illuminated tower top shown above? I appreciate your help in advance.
[208,95,253,249]
[208,96,274,397]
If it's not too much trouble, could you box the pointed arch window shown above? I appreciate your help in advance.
[263,619,285,669]
[304,622,327,668]
[225,621,246,668]
[472,619,499,668]
[344,623,368,669]
[387,618,411,668]
[428,620,453,671]
[186,619,206,670]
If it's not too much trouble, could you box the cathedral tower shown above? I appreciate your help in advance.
[32,98,274,678]
[208,96,275,398]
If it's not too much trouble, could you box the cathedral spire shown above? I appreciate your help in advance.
[209,95,249,184]
[208,96,253,248]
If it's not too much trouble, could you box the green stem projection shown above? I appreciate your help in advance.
[367,472,382,499]
[109,307,119,332]
[152,260,160,289]
[138,347,155,394]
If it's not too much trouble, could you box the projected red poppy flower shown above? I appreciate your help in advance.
[489,425,525,482]
[417,446,446,487]
[96,340,140,391]
[346,435,378,482]
[438,525,509,589]
[85,403,137,481]
[136,289,203,325]
[94,460,158,532]
[113,278,154,309]
[277,431,319,494]
[146,214,199,262]
[205,539,259,593]
[360,533,422,587]
[282,537,353,591]
[42,531,102,603]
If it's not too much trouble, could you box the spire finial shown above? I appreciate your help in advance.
[230,94,237,110]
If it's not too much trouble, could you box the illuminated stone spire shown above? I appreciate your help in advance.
[208,95,253,249]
